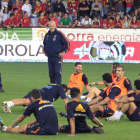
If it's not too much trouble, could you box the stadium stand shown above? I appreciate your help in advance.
[0,0,140,28]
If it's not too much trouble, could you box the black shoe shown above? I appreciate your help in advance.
[92,126,105,134]
[0,117,4,130]
[0,88,5,92]
[59,112,67,117]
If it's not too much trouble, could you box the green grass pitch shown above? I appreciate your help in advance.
[0,62,140,140]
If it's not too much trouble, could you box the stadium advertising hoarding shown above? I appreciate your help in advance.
[0,28,140,63]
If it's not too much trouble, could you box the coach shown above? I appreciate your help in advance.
[43,21,70,85]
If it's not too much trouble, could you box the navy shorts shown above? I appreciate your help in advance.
[125,107,140,121]
[23,92,32,103]
[25,124,56,135]
[94,107,114,118]
[59,125,91,134]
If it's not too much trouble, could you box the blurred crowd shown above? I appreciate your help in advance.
[0,0,140,28]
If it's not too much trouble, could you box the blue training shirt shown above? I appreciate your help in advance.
[66,100,94,132]
[23,100,58,134]
[40,84,67,102]
[43,29,70,58]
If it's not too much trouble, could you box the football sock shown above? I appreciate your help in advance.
[68,95,71,99]
[113,111,119,116]
[115,111,123,120]
[9,101,14,107]
[86,98,91,102]
[80,96,86,99]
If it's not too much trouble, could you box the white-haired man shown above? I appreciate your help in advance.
[43,21,70,85]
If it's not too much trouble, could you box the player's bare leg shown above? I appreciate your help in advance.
[106,102,137,121]
[105,96,127,120]
[2,99,30,113]
[12,99,30,106]
[91,105,104,114]
[1,124,27,133]
[86,87,101,102]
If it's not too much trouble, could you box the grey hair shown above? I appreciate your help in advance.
[49,21,56,27]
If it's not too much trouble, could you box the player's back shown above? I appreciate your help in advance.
[67,101,91,132]
[40,84,66,102]
[24,99,58,134]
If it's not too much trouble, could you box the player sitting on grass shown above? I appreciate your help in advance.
[89,62,121,86]
[105,79,140,121]
[85,62,120,101]
[0,89,58,135]
[2,84,68,113]
[86,65,132,102]
[67,62,90,99]
[87,73,123,118]
[59,87,105,136]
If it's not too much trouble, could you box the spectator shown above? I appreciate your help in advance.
[133,0,140,16]
[3,13,14,28]
[57,11,63,27]
[30,8,39,26]
[108,0,115,9]
[48,12,52,20]
[38,10,49,27]
[115,0,124,19]
[88,0,94,13]
[81,14,92,27]
[31,0,36,7]
[0,4,3,25]
[12,0,22,15]
[79,0,89,22]
[100,16,108,28]
[127,9,134,20]
[122,15,130,28]
[13,8,21,27]
[11,0,16,6]
[67,0,78,24]
[60,12,71,27]
[137,6,140,20]
[108,17,115,29]
[125,0,133,14]
[72,18,80,27]
[107,4,116,19]
[130,15,139,28]
[2,6,10,22]
[45,1,54,14]
[51,12,59,27]
[90,0,103,20]
[22,0,32,17]
[51,0,57,5]
[103,2,109,17]
[42,0,48,7]
[53,0,66,13]
[33,0,45,14]
[1,0,9,7]
[114,14,122,28]
[21,11,31,26]
[91,15,100,27]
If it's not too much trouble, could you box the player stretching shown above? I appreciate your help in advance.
[86,65,132,102]
[59,87,105,136]
[88,73,123,118]
[0,89,58,135]
[2,84,68,113]
[106,80,140,121]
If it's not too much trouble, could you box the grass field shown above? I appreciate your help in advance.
[0,62,140,140]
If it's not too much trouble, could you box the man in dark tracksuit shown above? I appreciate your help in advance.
[0,71,4,92]
[43,21,70,85]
